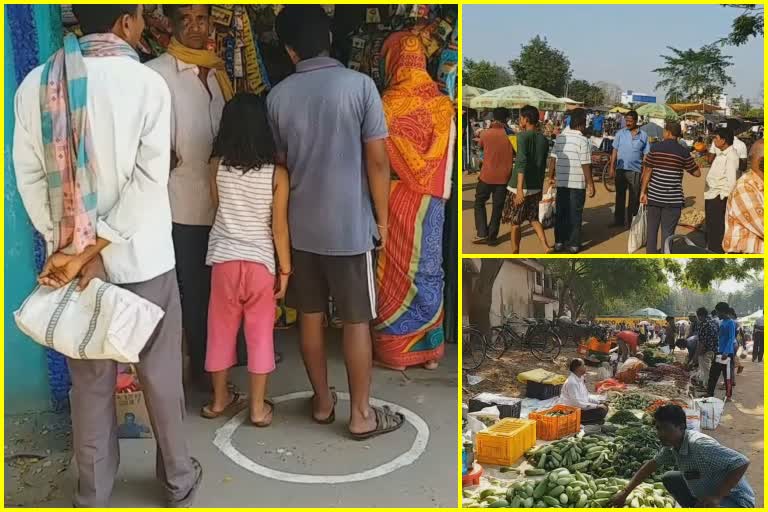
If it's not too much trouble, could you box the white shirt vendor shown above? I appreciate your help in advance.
[146,53,225,226]
[560,372,600,410]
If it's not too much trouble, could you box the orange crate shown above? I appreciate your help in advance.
[528,405,581,441]
[475,418,537,466]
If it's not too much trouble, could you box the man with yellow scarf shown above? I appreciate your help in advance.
[147,5,234,391]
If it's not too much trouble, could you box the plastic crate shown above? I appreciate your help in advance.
[475,418,537,466]
[525,380,562,399]
[528,405,582,441]
[468,393,523,419]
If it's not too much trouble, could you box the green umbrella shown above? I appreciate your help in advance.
[636,103,679,121]
[469,85,567,111]
[462,86,488,105]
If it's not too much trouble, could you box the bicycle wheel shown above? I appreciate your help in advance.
[528,329,562,361]
[487,326,511,359]
[462,327,487,371]
[602,161,615,192]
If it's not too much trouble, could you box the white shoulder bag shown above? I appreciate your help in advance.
[14,278,164,363]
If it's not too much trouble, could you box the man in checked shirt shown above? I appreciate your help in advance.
[611,405,755,508]
[723,139,764,254]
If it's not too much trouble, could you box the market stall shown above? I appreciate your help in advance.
[460,348,731,508]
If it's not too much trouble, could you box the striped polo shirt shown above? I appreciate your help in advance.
[207,163,276,274]
[645,139,698,208]
[551,128,592,190]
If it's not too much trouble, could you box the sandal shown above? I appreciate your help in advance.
[200,392,246,419]
[312,387,338,424]
[251,399,274,428]
[350,405,405,440]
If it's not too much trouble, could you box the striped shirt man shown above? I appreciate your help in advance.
[644,140,699,207]
[551,128,592,189]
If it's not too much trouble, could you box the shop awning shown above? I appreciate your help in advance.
[668,103,725,114]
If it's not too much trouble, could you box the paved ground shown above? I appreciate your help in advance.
[6,329,458,508]
[462,169,707,255]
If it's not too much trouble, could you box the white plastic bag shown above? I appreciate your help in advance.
[539,186,556,228]
[14,278,164,363]
[694,397,725,430]
[468,406,501,429]
[683,407,701,431]
[597,363,612,380]
[627,204,647,253]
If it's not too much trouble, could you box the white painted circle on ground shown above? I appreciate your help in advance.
[212,391,430,484]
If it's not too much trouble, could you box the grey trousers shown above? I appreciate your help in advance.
[67,269,196,507]
[646,205,682,254]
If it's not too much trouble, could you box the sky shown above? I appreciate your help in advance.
[463,4,764,103]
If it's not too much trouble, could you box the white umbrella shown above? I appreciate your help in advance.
[629,307,668,320]
[469,85,567,111]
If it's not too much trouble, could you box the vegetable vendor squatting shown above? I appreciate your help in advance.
[611,404,755,508]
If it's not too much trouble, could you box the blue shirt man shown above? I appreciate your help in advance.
[610,110,651,227]
[592,114,604,133]
[718,317,736,355]
[613,127,650,171]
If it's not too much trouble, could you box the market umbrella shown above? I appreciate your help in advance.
[462,85,488,105]
[681,112,705,120]
[609,106,630,114]
[559,97,583,105]
[629,307,668,320]
[636,103,679,121]
[469,85,567,111]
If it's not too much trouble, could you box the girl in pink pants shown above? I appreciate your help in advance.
[201,94,291,427]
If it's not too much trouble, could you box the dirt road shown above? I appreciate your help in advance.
[463,344,763,506]
[462,170,707,255]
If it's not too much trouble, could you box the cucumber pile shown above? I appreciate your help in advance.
[525,434,617,477]
[462,468,676,508]
[609,392,655,411]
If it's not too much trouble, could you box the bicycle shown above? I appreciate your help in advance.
[591,151,615,193]
[486,313,562,361]
[462,324,487,371]
[553,318,610,348]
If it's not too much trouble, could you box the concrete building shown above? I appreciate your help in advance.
[620,90,656,106]
[464,259,559,332]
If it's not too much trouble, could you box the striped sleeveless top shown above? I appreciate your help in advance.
[206,162,275,274]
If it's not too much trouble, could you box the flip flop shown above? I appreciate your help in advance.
[251,399,275,428]
[312,387,338,424]
[350,405,405,441]
[200,392,246,419]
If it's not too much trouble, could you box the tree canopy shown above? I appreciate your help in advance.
[543,260,668,319]
[566,79,605,107]
[719,4,764,46]
[509,36,572,97]
[544,259,763,319]
[463,58,514,91]
[653,44,734,103]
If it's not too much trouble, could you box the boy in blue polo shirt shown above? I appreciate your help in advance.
[707,302,736,398]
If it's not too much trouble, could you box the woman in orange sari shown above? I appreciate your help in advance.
[373,30,456,371]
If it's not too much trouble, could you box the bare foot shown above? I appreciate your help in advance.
[312,389,334,422]
[348,406,377,435]
[423,360,439,370]
[250,401,273,426]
